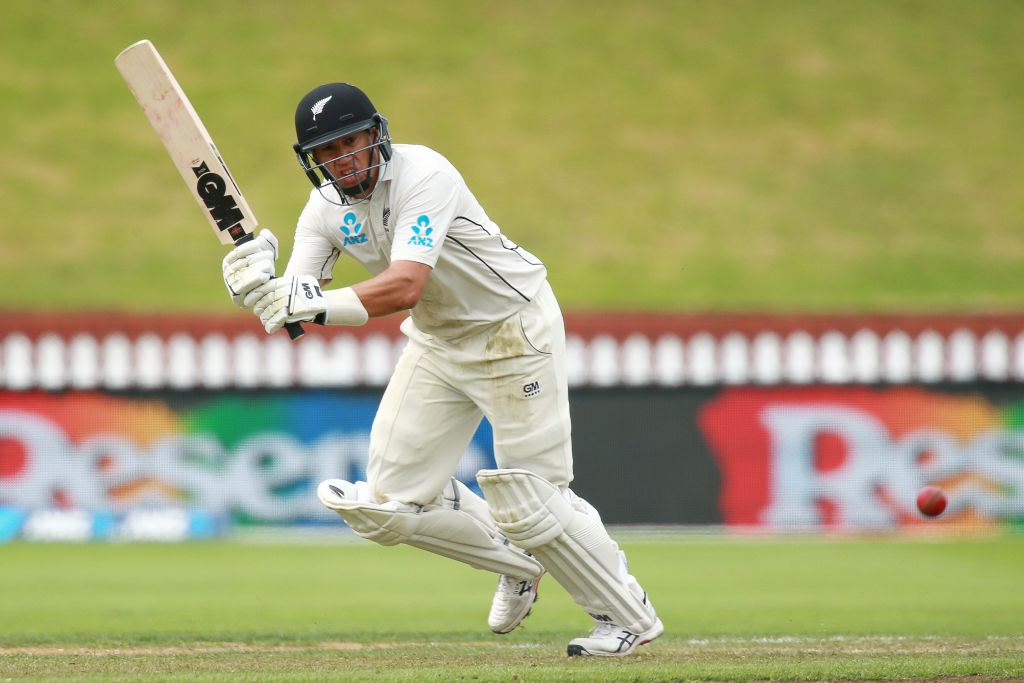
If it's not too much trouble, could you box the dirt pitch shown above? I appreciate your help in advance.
[2,635,1022,682]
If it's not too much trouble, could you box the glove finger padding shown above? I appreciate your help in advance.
[224,250,276,301]
[248,274,326,334]
[222,229,279,307]
[248,278,286,317]
[224,229,278,264]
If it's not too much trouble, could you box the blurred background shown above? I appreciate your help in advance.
[1,0,1023,541]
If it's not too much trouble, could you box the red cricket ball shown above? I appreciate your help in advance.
[916,485,947,517]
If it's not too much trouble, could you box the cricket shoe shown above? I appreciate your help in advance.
[488,573,543,634]
[566,617,664,657]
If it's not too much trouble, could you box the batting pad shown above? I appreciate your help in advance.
[317,478,544,579]
[476,468,658,633]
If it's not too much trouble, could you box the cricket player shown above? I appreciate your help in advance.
[222,83,662,656]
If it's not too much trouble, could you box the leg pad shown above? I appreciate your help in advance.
[317,478,543,579]
[477,468,658,633]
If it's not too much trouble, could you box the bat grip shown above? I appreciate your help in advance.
[233,233,305,340]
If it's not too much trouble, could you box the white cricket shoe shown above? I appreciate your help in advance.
[566,617,664,657]
[488,573,543,634]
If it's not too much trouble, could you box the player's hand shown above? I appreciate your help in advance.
[222,229,279,308]
[247,274,326,334]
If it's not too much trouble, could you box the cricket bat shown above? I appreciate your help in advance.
[115,39,303,339]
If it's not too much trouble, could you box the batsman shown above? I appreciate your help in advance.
[223,83,663,656]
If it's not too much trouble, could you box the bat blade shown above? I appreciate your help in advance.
[115,39,255,245]
[116,39,304,339]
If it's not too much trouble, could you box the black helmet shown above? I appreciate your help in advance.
[293,83,392,205]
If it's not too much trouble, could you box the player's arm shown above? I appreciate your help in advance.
[247,259,432,334]
[350,260,431,317]
[247,171,442,333]
[248,260,430,333]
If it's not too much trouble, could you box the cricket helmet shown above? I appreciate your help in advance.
[293,83,392,205]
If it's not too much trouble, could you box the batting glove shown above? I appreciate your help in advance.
[222,229,279,308]
[247,274,326,334]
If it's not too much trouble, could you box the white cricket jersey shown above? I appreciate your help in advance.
[284,144,548,341]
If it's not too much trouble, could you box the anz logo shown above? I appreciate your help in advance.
[407,215,435,248]
[340,213,368,246]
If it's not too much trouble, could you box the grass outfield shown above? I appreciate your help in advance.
[1,536,1022,681]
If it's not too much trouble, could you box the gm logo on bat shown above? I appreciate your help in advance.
[192,160,247,241]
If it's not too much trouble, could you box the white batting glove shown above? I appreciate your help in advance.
[247,274,326,334]
[222,229,279,308]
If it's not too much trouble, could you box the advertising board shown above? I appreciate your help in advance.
[2,384,1022,539]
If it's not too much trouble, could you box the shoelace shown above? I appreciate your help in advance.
[497,576,529,599]
[589,622,621,637]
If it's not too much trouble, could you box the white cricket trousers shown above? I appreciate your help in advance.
[366,281,574,505]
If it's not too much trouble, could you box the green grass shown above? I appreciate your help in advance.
[2,1,1024,313]
[1,536,1022,681]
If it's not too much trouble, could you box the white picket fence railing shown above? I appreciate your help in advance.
[3,311,1024,388]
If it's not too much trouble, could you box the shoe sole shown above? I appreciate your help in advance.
[566,618,664,657]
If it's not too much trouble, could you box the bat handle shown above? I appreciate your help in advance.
[233,233,305,340]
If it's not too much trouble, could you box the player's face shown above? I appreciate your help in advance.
[312,130,379,195]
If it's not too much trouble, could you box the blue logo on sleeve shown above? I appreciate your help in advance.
[407,215,434,248]
[340,213,368,246]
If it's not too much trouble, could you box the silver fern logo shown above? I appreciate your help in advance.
[311,96,332,120]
